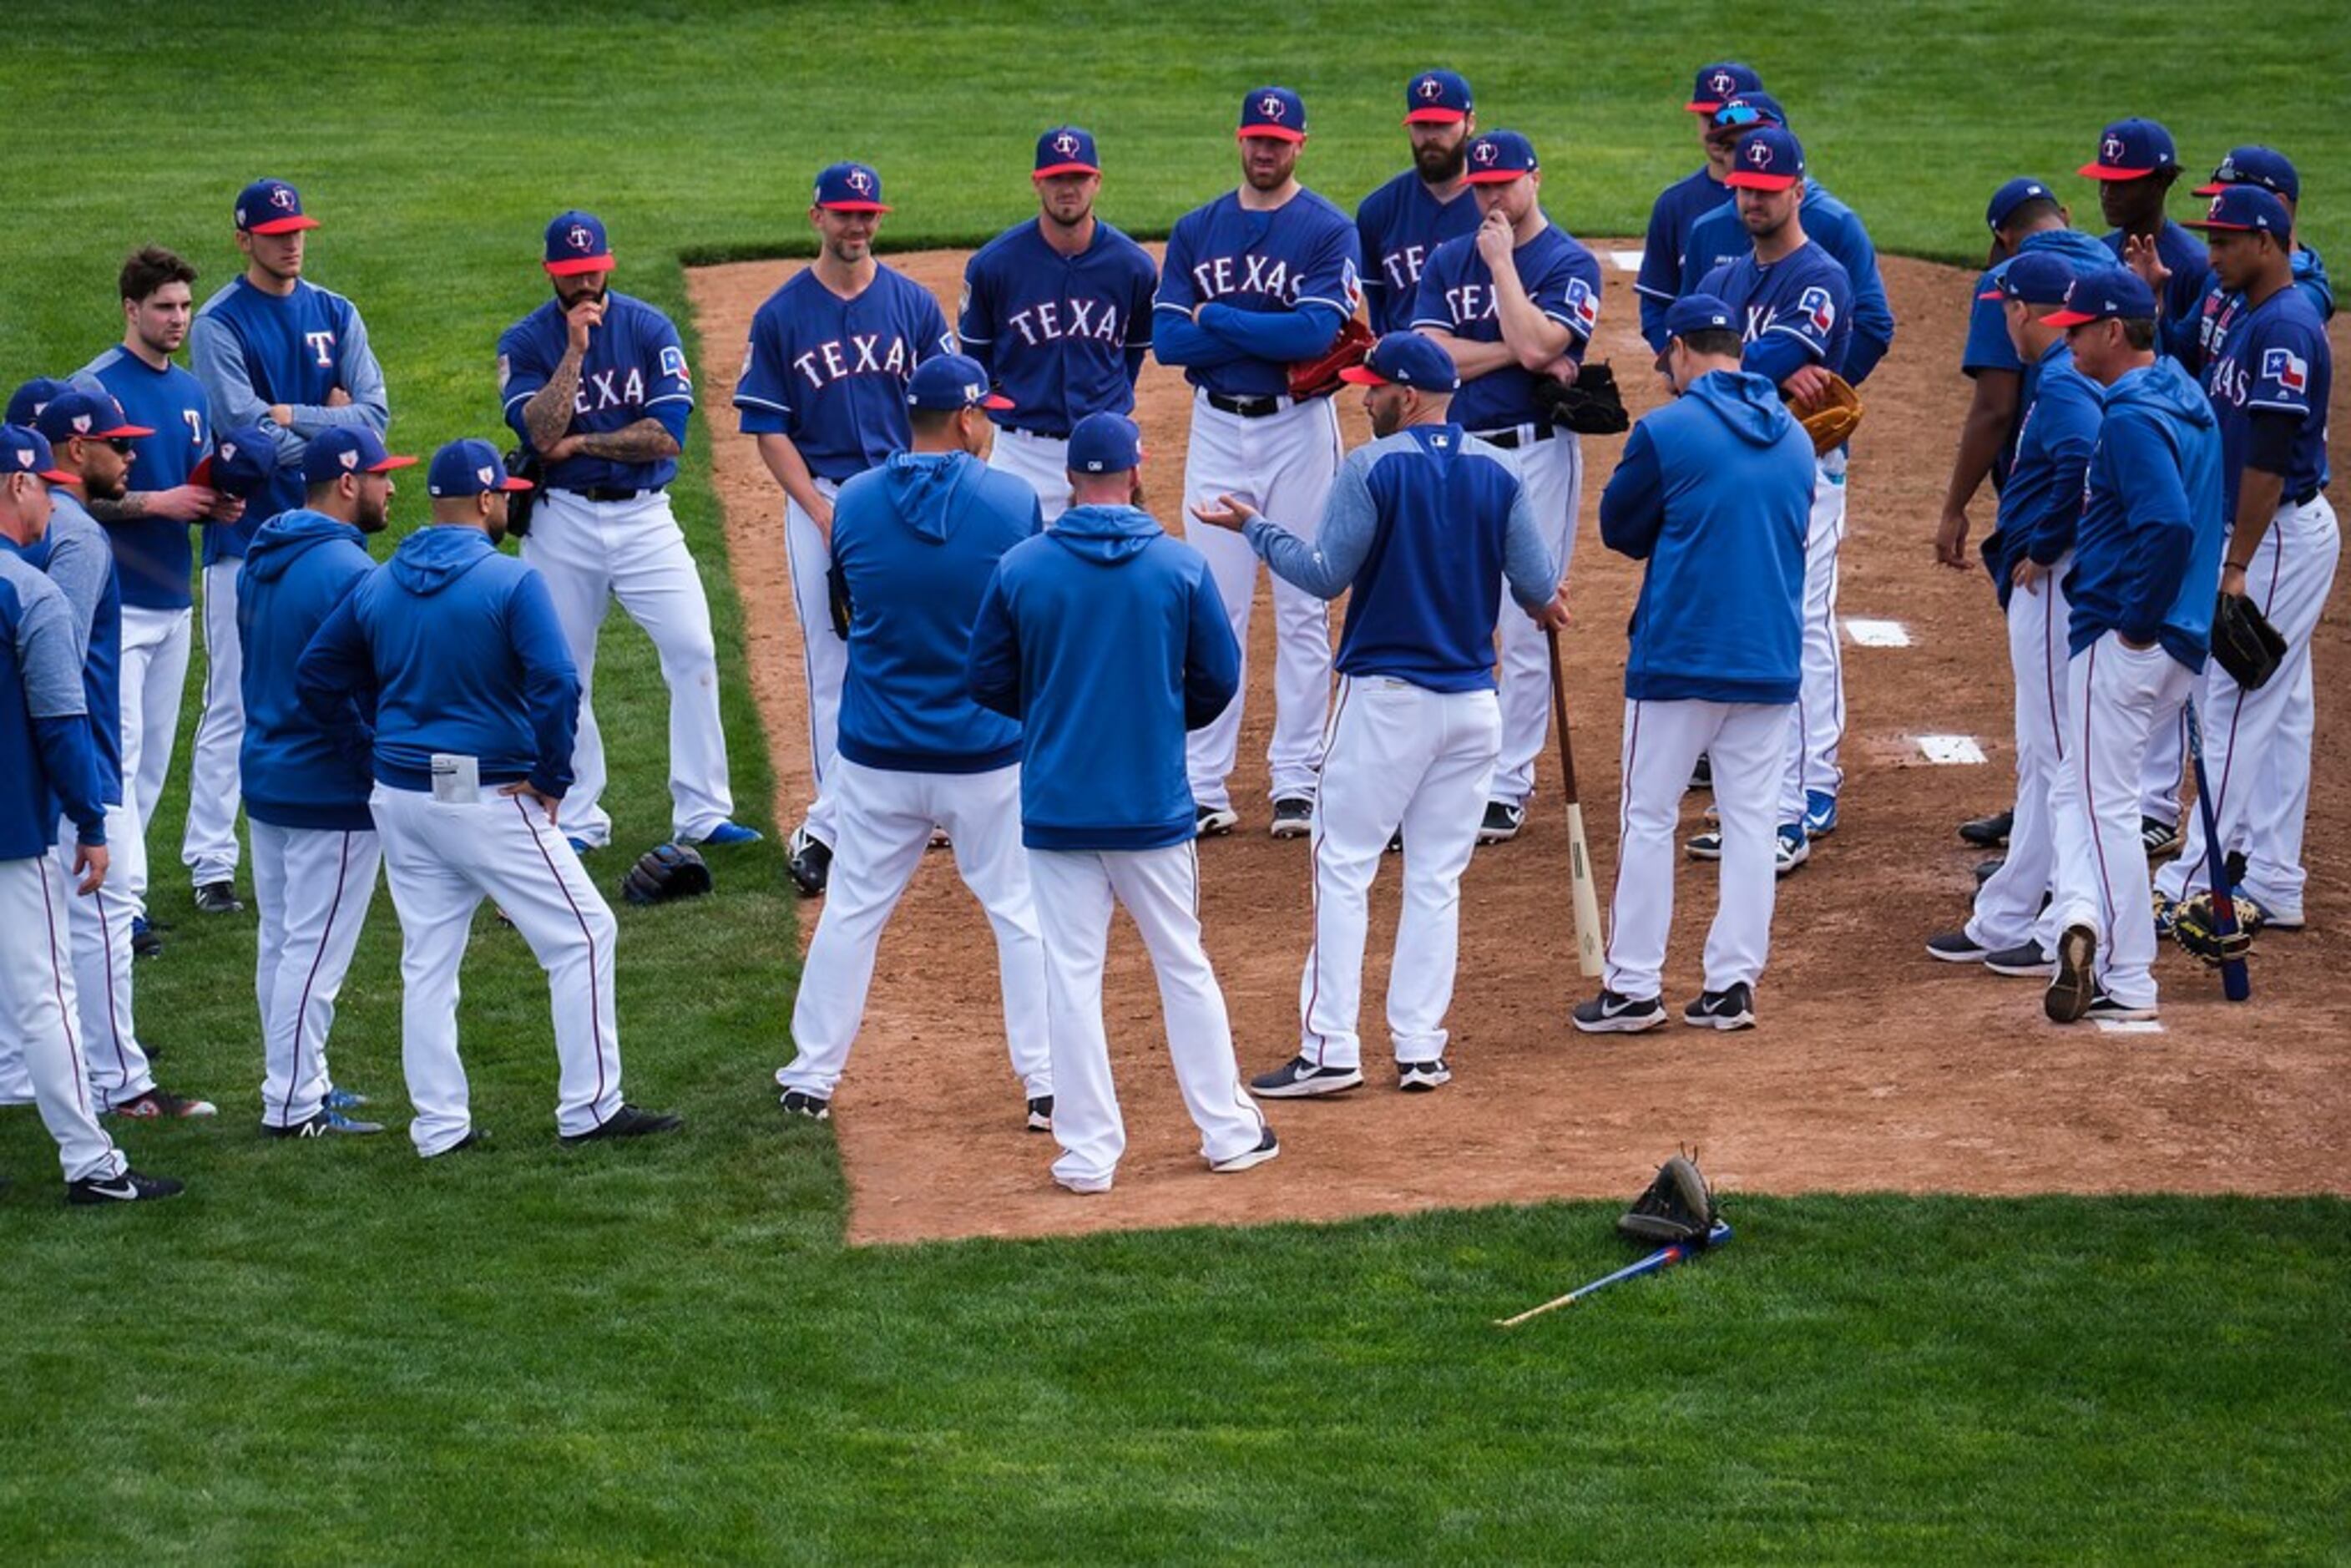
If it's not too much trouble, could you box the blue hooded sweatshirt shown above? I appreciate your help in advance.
[1600,369,1813,704]
[968,504,1239,851]
[2064,356,2224,670]
[296,525,580,796]
[239,509,377,830]
[1979,339,2104,607]
[832,449,1038,774]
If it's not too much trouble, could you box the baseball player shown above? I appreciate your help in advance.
[2152,148,2335,373]
[240,427,412,1137]
[2040,269,2224,1023]
[1686,129,1853,874]
[2083,119,2212,344]
[968,412,1275,1192]
[776,356,1051,1124]
[188,177,390,916]
[958,128,1158,522]
[1411,129,1600,843]
[1355,69,1481,336]
[2151,187,2338,930]
[736,161,955,897]
[502,210,754,856]
[1634,60,1762,350]
[1191,332,1565,1093]
[0,422,181,1202]
[1925,254,2105,975]
[1155,86,1361,840]
[1572,295,1813,1034]
[297,439,681,1155]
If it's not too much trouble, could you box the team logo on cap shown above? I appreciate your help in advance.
[1472,139,1498,165]
[339,449,358,471]
[220,441,239,463]
[1258,94,1286,120]
[13,451,30,469]
[1053,131,1079,156]
[1710,69,1736,96]
[478,465,495,485]
[2102,135,2124,164]
[1747,139,1775,167]
[568,224,592,251]
[1417,75,1443,99]
[271,185,296,210]
[847,169,874,195]
[2263,347,2309,393]
[71,413,93,434]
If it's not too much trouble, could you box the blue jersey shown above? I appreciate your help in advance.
[1983,341,2103,607]
[2101,220,2212,351]
[2202,285,2332,524]
[1409,220,1601,431]
[957,219,1157,438]
[2065,357,2223,668]
[500,291,694,494]
[1684,181,1893,383]
[21,493,124,806]
[1635,167,1736,349]
[734,265,955,483]
[1964,230,2118,378]
[1355,170,1481,334]
[2172,245,2336,375]
[1153,188,1361,400]
[0,552,105,859]
[78,346,208,612]
[189,276,390,558]
[1698,240,1853,385]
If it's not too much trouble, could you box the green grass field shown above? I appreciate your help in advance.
[3,3,2348,1558]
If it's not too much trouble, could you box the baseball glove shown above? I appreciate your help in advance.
[1797,372,1863,456]
[1532,362,1631,435]
[619,843,714,908]
[1618,1151,1719,1247]
[2172,890,2262,966]
[502,446,544,539]
[1287,315,1376,401]
[2211,591,2286,690]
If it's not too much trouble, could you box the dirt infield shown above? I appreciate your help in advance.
[687,243,2351,1246]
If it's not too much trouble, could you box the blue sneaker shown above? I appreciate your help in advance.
[566,836,594,856]
[326,1086,372,1110]
[693,821,764,847]
[1802,790,1838,837]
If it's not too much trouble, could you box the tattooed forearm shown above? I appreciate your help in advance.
[522,350,584,453]
[574,419,681,462]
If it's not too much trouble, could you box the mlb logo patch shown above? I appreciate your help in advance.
[2263,346,2309,394]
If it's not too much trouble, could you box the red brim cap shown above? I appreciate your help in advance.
[1236,126,1305,144]
[1977,286,2008,300]
[2040,308,2099,328]
[818,200,891,213]
[2076,162,2158,181]
[980,392,1015,410]
[2181,218,2257,232]
[244,215,320,235]
[1402,109,1466,124]
[1337,365,1390,386]
[1722,172,1798,191]
[1033,162,1100,178]
[495,476,534,491]
[95,421,157,438]
[1685,99,1726,114]
[544,253,614,276]
[2192,180,2227,196]
[373,455,422,472]
[189,455,215,487]
[38,467,79,484]
[1463,169,1527,185]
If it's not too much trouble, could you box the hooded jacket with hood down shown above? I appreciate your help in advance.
[240,508,377,830]
[2064,354,2224,670]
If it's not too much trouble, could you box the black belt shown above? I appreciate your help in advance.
[566,485,665,503]
[1470,423,1559,450]
[2288,485,2322,508]
[1206,392,1287,418]
[1006,426,1070,442]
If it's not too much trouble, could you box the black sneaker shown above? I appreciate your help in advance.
[1983,941,2055,978]
[1248,1055,1363,1098]
[435,1129,492,1156]
[2141,816,2182,857]
[1974,855,2006,888]
[1925,930,1992,964]
[1687,754,1712,792]
[1959,810,2014,848]
[1385,829,1403,855]
[786,829,832,898]
[1268,797,1313,839]
[1478,801,1524,844]
[1208,1125,1280,1173]
[780,1090,831,1121]
[192,881,244,915]
[1683,984,1756,1030]
[1195,804,1239,837]
[1025,1095,1053,1133]
[2045,923,2097,1023]
[67,1168,185,1205]
[130,917,164,959]
[260,1108,386,1138]
[1397,1058,1452,1092]
[2086,991,2158,1023]
[560,1104,685,1145]
[1571,990,1667,1033]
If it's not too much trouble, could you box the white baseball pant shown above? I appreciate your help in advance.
[53,807,158,1110]
[1607,696,1792,999]
[1029,842,1267,1189]
[781,477,846,849]
[1481,428,1580,810]
[116,602,192,919]
[987,427,1073,523]
[371,782,626,1156]
[182,559,245,886]
[523,488,735,849]
[1297,676,1499,1069]
[780,757,1049,1100]
[1966,560,2072,953]
[251,820,382,1129]
[0,853,128,1182]
[1179,393,1342,809]
[1777,452,1847,826]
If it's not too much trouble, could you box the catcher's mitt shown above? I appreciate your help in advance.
[2211,591,2285,690]
[2172,890,2262,966]
[1797,372,1863,456]
[1532,362,1631,435]
[1618,1151,1719,1247]
[1287,316,1376,401]
[619,843,714,908]
[502,446,545,539]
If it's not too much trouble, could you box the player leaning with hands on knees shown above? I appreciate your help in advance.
[1192,332,1565,1096]
[297,441,682,1156]
[1570,296,1814,1035]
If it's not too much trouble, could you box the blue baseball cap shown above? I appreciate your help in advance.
[2182,185,2293,238]
[426,438,531,498]
[0,424,78,485]
[1034,126,1100,179]
[235,177,317,235]
[544,210,613,276]
[1687,62,1763,114]
[1723,127,1805,191]
[1985,177,2056,233]
[2081,119,2179,181]
[4,377,72,428]
[191,425,281,498]
[1464,130,1538,185]
[2042,267,2157,327]
[813,162,890,213]
[1661,293,1737,339]
[2196,145,2298,203]
[1340,332,1461,393]
[1238,87,1306,144]
[301,427,415,488]
[1979,252,2077,306]
[1711,93,1789,134]
[35,389,154,445]
[907,354,1014,412]
[1403,68,1473,124]
[1067,412,1142,475]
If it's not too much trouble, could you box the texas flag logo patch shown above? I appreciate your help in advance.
[1565,277,1599,336]
[1799,285,1838,336]
[2263,346,2309,394]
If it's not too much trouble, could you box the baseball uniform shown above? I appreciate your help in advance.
[1632,61,1762,350]
[1356,70,1481,336]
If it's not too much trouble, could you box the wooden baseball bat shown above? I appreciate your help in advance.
[1494,1220,1734,1328]
[2183,698,2250,1002]
[1544,623,1605,978]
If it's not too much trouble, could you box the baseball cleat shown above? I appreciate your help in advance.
[2151,891,2179,938]
[1974,856,2005,887]
[1194,804,1239,838]
[786,827,832,898]
[2045,923,2098,1023]
[130,916,164,959]
[2085,992,2158,1024]
[1208,1126,1281,1173]
[1683,983,1757,1030]
[1925,930,1992,964]
[1268,797,1314,838]
[326,1086,372,1110]
[2246,895,2304,932]
[67,1168,185,1206]
[1054,1170,1113,1195]
[1385,829,1403,855]
[1687,754,1712,792]
[693,821,764,847]
[1571,990,1666,1033]
[1686,828,1723,861]
[1478,800,1524,844]
[560,1104,684,1145]
[109,1088,217,1120]
[435,1129,492,1156]
[1249,1056,1363,1097]
[565,836,596,856]
[2140,816,2182,858]
[1774,823,1810,875]
[192,880,244,915]
[929,826,952,850]
[262,1108,386,1138]
[1983,941,2055,978]
[1025,1095,1054,1133]
[1396,1058,1452,1092]
[1802,790,1839,837]
[779,1089,831,1121]
[1959,809,2013,848]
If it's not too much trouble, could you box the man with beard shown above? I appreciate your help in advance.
[736,162,957,896]
[188,179,391,918]
[1634,60,1762,351]
[1355,69,1480,336]
[501,210,755,857]
[240,427,415,1138]
[1154,87,1362,842]
[958,128,1158,523]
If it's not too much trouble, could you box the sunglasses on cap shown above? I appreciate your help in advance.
[1711,104,1768,129]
